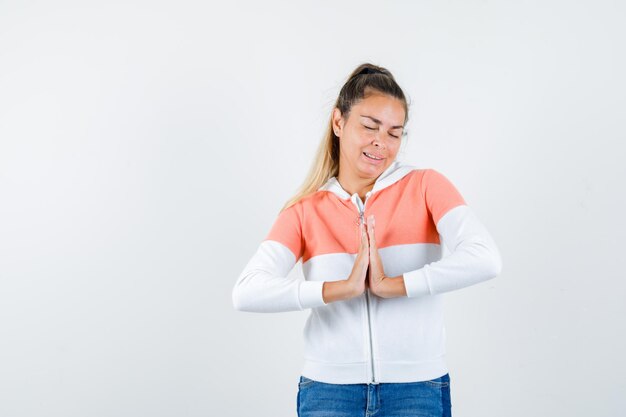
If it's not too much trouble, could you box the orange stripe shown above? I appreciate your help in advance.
[420,168,467,225]
[264,203,304,260]
[265,169,466,263]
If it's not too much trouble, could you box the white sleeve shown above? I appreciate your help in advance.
[232,240,327,313]
[403,205,503,297]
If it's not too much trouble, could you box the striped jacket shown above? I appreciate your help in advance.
[232,160,502,384]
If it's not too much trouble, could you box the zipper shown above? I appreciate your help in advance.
[351,191,378,384]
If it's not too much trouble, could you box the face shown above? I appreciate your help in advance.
[332,91,406,179]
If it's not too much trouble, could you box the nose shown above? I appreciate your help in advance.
[372,136,385,149]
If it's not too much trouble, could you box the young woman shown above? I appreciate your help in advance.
[232,63,502,417]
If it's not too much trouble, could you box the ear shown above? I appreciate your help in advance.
[332,108,344,137]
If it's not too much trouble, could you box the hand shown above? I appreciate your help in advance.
[345,219,370,298]
[366,214,390,298]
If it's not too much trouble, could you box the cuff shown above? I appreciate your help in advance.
[298,280,327,309]
[402,269,432,298]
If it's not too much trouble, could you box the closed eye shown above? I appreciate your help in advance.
[363,124,401,139]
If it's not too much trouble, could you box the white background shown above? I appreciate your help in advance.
[1,1,624,416]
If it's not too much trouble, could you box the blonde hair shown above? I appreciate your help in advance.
[280,63,409,213]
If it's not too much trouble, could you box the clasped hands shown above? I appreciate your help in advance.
[358,214,405,299]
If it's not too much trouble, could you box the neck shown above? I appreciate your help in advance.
[336,170,376,201]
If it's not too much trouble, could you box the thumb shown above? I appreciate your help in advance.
[367,215,376,246]
[360,221,369,249]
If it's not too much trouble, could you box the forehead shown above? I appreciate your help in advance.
[351,93,405,126]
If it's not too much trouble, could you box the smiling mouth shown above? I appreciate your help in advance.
[363,152,384,161]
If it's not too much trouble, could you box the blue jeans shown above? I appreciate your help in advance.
[297,373,451,417]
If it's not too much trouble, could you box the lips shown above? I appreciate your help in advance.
[363,152,384,160]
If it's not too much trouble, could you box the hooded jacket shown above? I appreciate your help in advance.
[232,160,502,384]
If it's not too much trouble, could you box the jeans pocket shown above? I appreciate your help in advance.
[298,375,317,389]
[425,373,450,387]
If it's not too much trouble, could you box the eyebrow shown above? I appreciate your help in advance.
[360,115,404,129]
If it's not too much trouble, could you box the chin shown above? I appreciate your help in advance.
[359,160,387,176]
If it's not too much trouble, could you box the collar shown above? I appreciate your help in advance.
[317,159,416,200]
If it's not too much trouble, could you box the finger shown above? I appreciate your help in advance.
[367,215,376,247]
[360,221,368,250]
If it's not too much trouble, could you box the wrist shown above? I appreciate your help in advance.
[377,275,407,299]
[344,279,361,299]
[322,280,362,304]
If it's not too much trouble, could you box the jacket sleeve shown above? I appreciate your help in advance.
[232,203,327,312]
[402,169,503,298]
